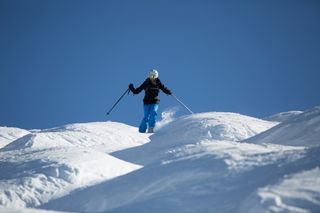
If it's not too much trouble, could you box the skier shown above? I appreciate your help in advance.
[129,69,172,133]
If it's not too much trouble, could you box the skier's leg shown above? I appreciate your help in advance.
[139,104,151,133]
[148,104,159,129]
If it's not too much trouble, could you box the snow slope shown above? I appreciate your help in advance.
[1,109,320,213]
[264,110,303,123]
[246,106,320,147]
[112,112,278,165]
[44,143,317,213]
[0,127,30,148]
[0,122,149,209]
[2,122,149,153]
[0,206,66,213]
[42,111,320,213]
[243,166,320,213]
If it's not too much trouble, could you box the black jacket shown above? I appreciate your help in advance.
[129,78,171,105]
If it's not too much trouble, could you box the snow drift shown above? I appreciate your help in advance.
[264,110,303,123]
[0,122,149,209]
[112,112,278,165]
[2,122,149,153]
[1,108,320,213]
[246,106,320,147]
[0,127,29,148]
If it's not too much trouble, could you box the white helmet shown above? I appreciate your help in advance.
[149,69,159,79]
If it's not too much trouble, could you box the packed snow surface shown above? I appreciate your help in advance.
[2,122,149,153]
[0,109,319,213]
[246,106,320,147]
[264,110,303,123]
[0,127,29,148]
[0,122,149,209]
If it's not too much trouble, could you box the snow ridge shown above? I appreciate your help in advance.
[264,110,303,123]
[0,122,149,209]
[246,106,320,147]
[0,127,30,149]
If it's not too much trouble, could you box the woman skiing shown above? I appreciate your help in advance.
[129,69,172,133]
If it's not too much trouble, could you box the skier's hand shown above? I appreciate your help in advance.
[129,83,134,91]
[167,89,172,95]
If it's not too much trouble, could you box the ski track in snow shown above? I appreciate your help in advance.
[0,108,320,212]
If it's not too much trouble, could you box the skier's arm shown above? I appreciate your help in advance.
[129,80,147,94]
[158,80,172,95]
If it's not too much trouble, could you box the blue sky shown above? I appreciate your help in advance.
[1,0,320,129]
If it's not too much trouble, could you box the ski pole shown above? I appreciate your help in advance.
[107,88,130,115]
[171,94,194,114]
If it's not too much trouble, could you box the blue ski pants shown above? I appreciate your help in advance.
[139,104,159,133]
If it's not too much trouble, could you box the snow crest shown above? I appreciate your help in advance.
[264,110,303,123]
[156,112,278,143]
[0,121,149,209]
[246,106,320,147]
[0,127,30,149]
[2,122,149,153]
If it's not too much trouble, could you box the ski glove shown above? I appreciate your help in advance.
[129,83,135,92]
[166,89,172,95]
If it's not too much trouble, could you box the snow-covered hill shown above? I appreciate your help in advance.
[2,122,149,153]
[0,127,30,148]
[112,112,278,165]
[264,110,303,123]
[0,122,149,209]
[246,106,320,147]
[0,108,319,213]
